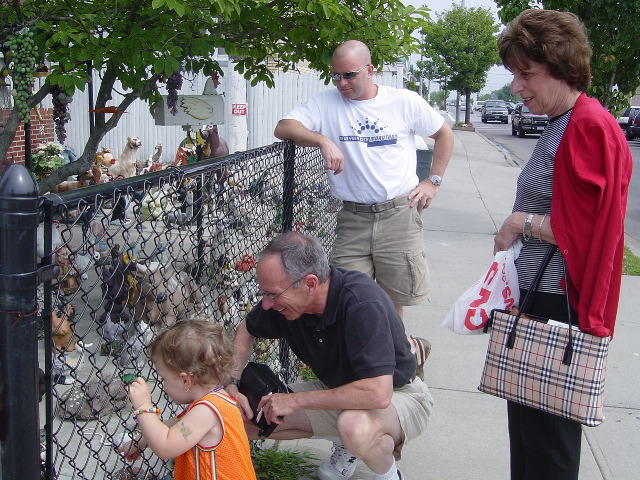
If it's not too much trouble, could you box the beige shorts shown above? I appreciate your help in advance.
[331,196,429,306]
[289,378,434,458]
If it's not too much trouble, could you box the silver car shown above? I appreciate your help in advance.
[481,100,509,124]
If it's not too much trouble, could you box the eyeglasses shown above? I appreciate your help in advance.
[331,64,370,82]
[261,277,303,303]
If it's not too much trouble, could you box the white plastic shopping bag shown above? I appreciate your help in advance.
[442,239,522,334]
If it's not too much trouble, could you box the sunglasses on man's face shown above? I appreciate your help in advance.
[331,64,370,82]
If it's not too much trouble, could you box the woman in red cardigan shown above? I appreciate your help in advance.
[493,9,633,480]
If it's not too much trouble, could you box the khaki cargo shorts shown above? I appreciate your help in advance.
[331,195,429,305]
[289,378,434,459]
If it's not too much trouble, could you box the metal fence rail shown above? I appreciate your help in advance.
[0,141,336,480]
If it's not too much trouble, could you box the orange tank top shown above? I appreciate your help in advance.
[172,391,257,480]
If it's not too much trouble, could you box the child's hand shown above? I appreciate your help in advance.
[118,439,143,462]
[128,377,152,409]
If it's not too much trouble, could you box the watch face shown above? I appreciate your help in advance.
[429,175,442,186]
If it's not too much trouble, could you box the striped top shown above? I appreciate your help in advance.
[513,109,572,295]
[173,391,257,480]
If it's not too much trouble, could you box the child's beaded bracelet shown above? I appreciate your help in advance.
[132,407,161,422]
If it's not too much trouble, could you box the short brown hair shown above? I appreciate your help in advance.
[498,9,592,92]
[149,319,234,387]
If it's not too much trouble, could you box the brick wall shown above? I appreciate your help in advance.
[1,108,55,165]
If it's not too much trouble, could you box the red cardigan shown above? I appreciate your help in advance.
[551,94,633,338]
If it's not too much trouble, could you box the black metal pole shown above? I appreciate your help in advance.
[0,164,41,480]
[281,141,295,232]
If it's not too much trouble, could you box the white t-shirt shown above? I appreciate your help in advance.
[285,85,444,203]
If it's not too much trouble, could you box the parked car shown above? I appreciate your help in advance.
[617,106,640,140]
[474,100,485,112]
[481,100,509,123]
[511,103,549,137]
[629,113,640,140]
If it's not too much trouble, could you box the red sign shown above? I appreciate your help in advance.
[232,103,247,115]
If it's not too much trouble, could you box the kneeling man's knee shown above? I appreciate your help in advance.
[336,410,375,452]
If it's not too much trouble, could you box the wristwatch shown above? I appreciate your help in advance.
[428,174,442,187]
[229,377,241,387]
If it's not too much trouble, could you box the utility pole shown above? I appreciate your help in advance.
[455,0,466,124]
[418,33,424,98]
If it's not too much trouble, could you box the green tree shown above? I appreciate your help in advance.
[493,84,520,103]
[430,90,446,110]
[494,0,640,112]
[0,0,429,193]
[421,5,499,124]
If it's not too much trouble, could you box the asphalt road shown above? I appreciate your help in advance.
[447,107,640,248]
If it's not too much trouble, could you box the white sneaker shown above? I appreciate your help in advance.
[317,442,359,480]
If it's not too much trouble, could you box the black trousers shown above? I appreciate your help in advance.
[508,290,582,480]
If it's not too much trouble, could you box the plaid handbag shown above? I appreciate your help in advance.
[478,245,610,427]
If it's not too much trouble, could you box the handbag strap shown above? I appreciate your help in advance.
[517,244,558,314]
[506,244,574,366]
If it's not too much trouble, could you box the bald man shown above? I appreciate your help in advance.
[275,40,453,321]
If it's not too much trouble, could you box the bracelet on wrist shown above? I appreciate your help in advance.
[132,407,161,422]
[537,214,547,241]
[523,213,534,241]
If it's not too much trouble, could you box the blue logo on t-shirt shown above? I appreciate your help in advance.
[339,117,397,147]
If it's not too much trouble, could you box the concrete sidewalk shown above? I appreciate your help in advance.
[276,125,640,479]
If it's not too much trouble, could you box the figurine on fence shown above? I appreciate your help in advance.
[108,137,142,180]
[36,221,63,259]
[91,220,110,263]
[201,124,229,160]
[53,246,80,296]
[130,262,203,331]
[118,321,150,370]
[102,147,114,165]
[140,185,175,221]
[52,303,77,353]
[51,303,87,385]
[50,167,96,194]
[137,143,164,174]
[58,373,127,421]
[98,246,138,353]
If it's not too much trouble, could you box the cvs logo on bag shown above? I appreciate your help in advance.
[442,240,522,335]
[463,260,517,331]
[463,262,499,330]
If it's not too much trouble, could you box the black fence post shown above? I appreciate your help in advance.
[0,164,41,480]
[281,141,296,232]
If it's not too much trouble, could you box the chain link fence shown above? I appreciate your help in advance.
[35,142,337,479]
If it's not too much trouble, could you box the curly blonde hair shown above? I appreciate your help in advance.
[149,319,234,387]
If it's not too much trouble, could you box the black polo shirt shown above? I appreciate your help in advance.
[245,266,415,389]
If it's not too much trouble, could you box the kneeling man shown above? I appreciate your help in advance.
[227,232,433,480]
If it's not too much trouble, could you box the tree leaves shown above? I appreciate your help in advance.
[494,0,640,112]
[421,6,499,97]
[0,0,431,186]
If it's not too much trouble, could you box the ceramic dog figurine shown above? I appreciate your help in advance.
[108,137,142,180]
